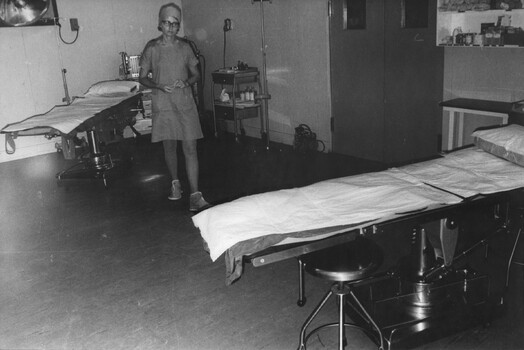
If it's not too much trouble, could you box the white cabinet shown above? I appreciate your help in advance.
[437,1,524,47]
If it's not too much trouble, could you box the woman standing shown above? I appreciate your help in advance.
[139,3,210,212]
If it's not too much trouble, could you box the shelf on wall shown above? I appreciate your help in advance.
[436,3,524,47]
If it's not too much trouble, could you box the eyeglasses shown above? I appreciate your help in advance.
[161,20,180,28]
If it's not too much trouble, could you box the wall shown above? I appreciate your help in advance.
[6,2,520,163]
[0,0,177,163]
[182,0,331,149]
[443,47,524,144]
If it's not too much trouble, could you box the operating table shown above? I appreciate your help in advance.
[1,80,143,187]
[192,121,524,348]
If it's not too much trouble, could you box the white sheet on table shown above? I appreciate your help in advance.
[397,147,524,197]
[1,92,138,135]
[193,148,524,261]
[193,168,462,261]
[276,149,524,247]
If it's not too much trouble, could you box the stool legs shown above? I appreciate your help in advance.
[338,292,346,350]
[298,288,333,350]
[297,282,385,350]
[348,289,384,350]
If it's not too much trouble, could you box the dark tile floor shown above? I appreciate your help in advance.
[0,134,522,350]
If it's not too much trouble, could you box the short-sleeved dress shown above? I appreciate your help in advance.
[140,36,203,142]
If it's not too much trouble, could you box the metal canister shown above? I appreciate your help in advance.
[465,33,473,46]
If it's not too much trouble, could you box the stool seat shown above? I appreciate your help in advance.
[301,238,383,282]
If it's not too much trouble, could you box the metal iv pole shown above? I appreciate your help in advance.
[252,0,272,150]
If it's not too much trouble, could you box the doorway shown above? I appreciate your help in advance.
[329,0,443,164]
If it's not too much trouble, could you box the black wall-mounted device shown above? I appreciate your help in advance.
[223,18,231,32]
[70,18,79,31]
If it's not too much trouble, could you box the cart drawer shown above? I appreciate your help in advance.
[214,105,258,121]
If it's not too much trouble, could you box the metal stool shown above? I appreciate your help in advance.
[297,238,384,350]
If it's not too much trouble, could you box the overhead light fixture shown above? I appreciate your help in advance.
[0,0,58,27]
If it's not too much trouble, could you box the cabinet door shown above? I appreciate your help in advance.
[330,0,386,162]
[383,0,443,164]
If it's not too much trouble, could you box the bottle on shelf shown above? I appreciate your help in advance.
[452,26,463,45]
